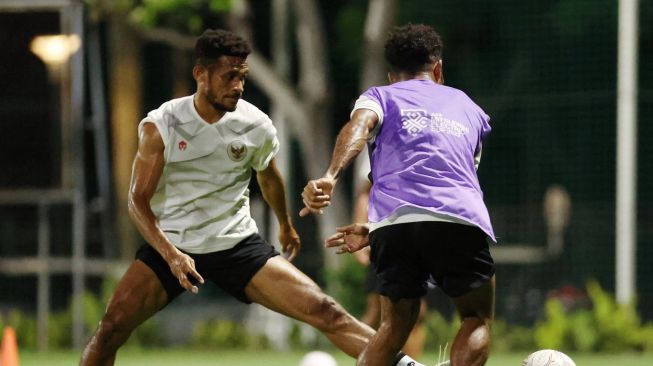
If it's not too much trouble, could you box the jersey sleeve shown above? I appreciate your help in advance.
[251,118,280,171]
[480,112,491,140]
[138,104,171,147]
[351,87,384,139]
[474,110,491,169]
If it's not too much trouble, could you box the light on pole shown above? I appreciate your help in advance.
[30,34,80,69]
[28,33,81,351]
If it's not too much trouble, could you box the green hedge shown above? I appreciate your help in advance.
[2,279,652,352]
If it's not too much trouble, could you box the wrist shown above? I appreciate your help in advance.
[157,241,180,261]
[324,171,339,181]
[278,217,293,229]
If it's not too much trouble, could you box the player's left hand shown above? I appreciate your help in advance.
[325,223,370,254]
[299,177,336,217]
[279,223,301,261]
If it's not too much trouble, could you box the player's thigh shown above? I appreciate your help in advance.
[245,256,331,319]
[103,260,169,329]
[452,275,495,320]
[369,224,429,300]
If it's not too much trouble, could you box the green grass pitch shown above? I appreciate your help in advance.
[19,349,653,365]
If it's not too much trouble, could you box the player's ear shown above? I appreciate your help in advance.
[193,64,206,82]
[387,72,397,84]
[434,60,444,85]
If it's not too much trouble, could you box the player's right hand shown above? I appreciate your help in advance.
[325,223,370,254]
[279,223,301,262]
[299,177,335,217]
[166,250,204,294]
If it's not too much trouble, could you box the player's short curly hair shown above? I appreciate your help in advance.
[384,23,443,73]
[194,29,251,67]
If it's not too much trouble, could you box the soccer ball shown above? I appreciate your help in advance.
[298,350,338,366]
[522,349,576,366]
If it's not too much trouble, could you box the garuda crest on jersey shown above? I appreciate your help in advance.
[227,140,247,162]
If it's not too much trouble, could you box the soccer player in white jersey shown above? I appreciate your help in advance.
[80,29,425,366]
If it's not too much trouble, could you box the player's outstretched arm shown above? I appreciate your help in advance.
[325,223,370,254]
[300,109,379,217]
[256,158,301,261]
[128,123,204,293]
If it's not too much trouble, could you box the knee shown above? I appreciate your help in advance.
[95,310,133,345]
[307,294,350,332]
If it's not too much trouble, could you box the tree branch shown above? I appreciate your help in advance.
[360,0,397,90]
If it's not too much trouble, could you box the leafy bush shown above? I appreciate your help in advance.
[424,311,535,353]
[534,280,653,353]
[0,275,165,350]
[424,311,459,352]
[491,319,535,352]
[190,318,270,350]
[324,255,368,318]
[4,310,37,349]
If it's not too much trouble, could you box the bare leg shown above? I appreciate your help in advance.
[450,275,495,366]
[403,298,427,359]
[80,260,169,366]
[357,296,421,366]
[245,256,375,357]
[362,291,426,359]
[361,292,381,328]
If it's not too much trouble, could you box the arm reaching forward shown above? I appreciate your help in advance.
[300,109,379,217]
[325,223,370,254]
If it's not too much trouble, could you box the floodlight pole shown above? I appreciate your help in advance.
[616,0,639,304]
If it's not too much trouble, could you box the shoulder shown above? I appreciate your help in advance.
[138,121,165,153]
[140,96,194,147]
[153,95,191,114]
[144,96,193,124]
[231,99,276,133]
[234,99,271,121]
[361,85,383,100]
[443,85,488,117]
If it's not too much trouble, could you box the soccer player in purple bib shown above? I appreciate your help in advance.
[301,24,496,366]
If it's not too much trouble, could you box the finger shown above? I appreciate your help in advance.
[311,194,331,202]
[325,232,344,242]
[301,192,331,207]
[310,181,323,195]
[178,275,199,294]
[187,267,205,285]
[336,246,350,255]
[325,233,345,247]
[336,224,356,233]
[300,200,324,216]
[285,245,298,262]
[282,241,299,262]
[305,200,330,209]
[302,184,322,197]
[325,239,345,247]
[304,199,328,210]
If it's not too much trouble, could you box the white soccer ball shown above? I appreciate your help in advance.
[298,350,338,366]
[522,349,576,366]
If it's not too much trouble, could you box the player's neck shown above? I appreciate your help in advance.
[193,93,225,124]
[397,72,436,82]
[390,70,439,84]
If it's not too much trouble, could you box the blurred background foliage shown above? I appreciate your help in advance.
[3,279,652,353]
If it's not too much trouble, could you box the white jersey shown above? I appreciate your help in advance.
[139,95,279,254]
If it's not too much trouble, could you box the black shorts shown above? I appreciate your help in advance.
[364,265,377,294]
[369,221,494,300]
[135,234,279,304]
